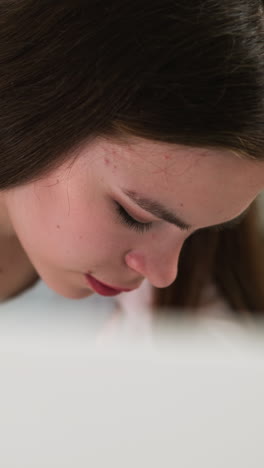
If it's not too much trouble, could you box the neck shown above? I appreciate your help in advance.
[0,191,16,238]
[0,192,39,300]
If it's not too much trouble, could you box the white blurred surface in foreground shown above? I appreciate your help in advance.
[0,290,264,467]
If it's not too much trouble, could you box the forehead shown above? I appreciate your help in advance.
[96,136,263,187]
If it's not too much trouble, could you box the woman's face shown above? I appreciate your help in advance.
[3,136,264,298]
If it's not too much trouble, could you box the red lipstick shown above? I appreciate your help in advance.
[85,274,133,297]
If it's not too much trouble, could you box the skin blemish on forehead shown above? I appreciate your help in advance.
[111,146,118,154]
[56,225,60,229]
[104,157,110,166]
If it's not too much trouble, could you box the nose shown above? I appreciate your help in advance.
[125,236,185,289]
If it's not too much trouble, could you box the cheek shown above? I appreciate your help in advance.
[150,232,158,241]
[8,183,131,266]
[7,185,68,259]
[73,214,129,256]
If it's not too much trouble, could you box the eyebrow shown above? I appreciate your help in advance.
[122,189,250,232]
[122,189,192,231]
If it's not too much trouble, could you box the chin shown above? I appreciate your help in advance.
[57,288,95,300]
[42,277,95,300]
[63,290,95,299]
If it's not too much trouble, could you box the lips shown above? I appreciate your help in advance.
[85,274,136,297]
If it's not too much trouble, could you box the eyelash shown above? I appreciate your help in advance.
[115,202,153,234]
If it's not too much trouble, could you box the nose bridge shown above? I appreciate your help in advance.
[125,232,185,288]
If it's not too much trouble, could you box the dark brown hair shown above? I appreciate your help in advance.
[1,1,264,315]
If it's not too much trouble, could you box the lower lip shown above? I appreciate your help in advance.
[85,274,129,297]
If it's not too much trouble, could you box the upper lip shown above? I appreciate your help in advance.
[86,274,142,292]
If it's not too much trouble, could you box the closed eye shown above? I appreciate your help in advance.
[114,202,153,234]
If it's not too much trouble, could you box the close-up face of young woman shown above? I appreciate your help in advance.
[2,136,264,300]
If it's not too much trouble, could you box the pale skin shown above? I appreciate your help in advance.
[0,135,264,301]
